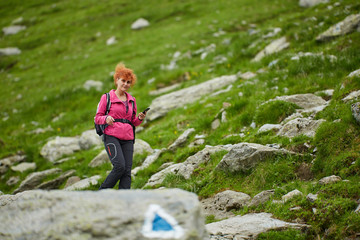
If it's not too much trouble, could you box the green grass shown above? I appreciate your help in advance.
[1,0,360,238]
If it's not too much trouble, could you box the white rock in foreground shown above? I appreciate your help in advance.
[0,189,207,240]
[131,18,150,30]
[206,212,309,239]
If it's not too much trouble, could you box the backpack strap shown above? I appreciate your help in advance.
[105,92,111,115]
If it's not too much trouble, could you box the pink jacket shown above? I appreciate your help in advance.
[94,90,143,140]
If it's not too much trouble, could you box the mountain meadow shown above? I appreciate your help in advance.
[1,0,360,239]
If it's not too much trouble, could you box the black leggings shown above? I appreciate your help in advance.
[99,135,134,189]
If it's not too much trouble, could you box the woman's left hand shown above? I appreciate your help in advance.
[138,112,146,121]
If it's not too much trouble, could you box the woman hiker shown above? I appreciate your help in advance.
[95,63,147,189]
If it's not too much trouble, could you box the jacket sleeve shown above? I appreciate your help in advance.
[94,94,108,125]
[131,98,143,127]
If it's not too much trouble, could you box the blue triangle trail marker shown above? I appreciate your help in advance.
[141,204,184,239]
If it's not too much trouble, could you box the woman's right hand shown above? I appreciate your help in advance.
[106,115,115,125]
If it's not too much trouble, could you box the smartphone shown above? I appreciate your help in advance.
[142,107,150,114]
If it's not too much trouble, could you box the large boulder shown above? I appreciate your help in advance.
[215,143,296,173]
[0,189,207,240]
[273,93,327,110]
[316,14,360,42]
[206,212,309,239]
[147,75,237,121]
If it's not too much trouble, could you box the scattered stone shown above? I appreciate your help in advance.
[214,190,251,211]
[282,189,303,202]
[351,102,360,123]
[215,143,297,173]
[147,75,237,121]
[319,175,341,185]
[307,193,318,203]
[83,80,103,91]
[211,119,221,130]
[13,168,62,194]
[2,25,26,35]
[145,145,232,187]
[132,148,166,176]
[210,84,233,97]
[348,69,360,78]
[290,206,303,211]
[11,162,36,173]
[206,212,309,239]
[149,83,181,96]
[64,176,81,188]
[291,52,337,62]
[252,37,290,62]
[0,189,207,240]
[238,71,257,80]
[299,0,329,7]
[106,36,117,45]
[277,118,326,138]
[6,176,20,186]
[316,14,360,42]
[88,150,109,168]
[343,90,360,103]
[64,175,101,191]
[168,128,195,151]
[28,125,53,135]
[37,170,76,190]
[355,204,360,213]
[131,18,150,30]
[258,124,281,133]
[188,139,205,148]
[41,136,81,162]
[273,93,327,109]
[248,190,275,207]
[0,154,26,174]
[134,139,154,155]
[0,47,21,56]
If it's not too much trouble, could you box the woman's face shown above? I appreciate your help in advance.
[117,78,132,91]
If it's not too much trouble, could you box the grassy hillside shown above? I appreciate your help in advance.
[1,0,360,239]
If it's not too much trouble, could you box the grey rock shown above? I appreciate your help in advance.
[343,90,360,102]
[0,189,207,240]
[11,162,36,173]
[0,154,26,174]
[215,143,296,173]
[169,128,195,151]
[282,189,303,202]
[355,204,360,213]
[147,75,237,121]
[351,102,360,123]
[6,176,20,186]
[273,93,327,109]
[149,83,181,96]
[348,69,360,78]
[2,25,26,35]
[316,14,360,41]
[211,119,221,130]
[134,139,154,155]
[319,175,341,185]
[299,0,328,7]
[145,145,232,187]
[206,212,309,239]
[306,193,318,203]
[258,124,281,133]
[64,176,81,188]
[0,47,21,56]
[131,18,150,30]
[248,190,275,207]
[64,175,101,191]
[132,148,166,176]
[37,170,76,190]
[214,190,251,211]
[13,168,62,194]
[83,80,103,91]
[88,150,109,168]
[79,130,103,150]
[40,136,81,162]
[252,37,290,62]
[277,118,326,138]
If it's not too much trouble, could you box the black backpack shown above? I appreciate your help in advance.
[94,92,136,141]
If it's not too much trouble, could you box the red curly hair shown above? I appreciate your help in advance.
[113,63,137,87]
